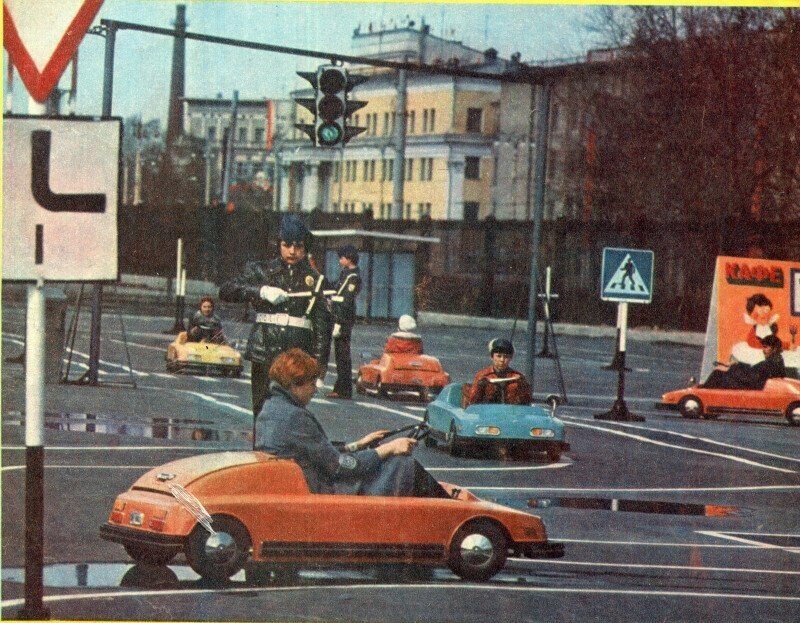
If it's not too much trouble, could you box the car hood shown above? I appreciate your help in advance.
[131,451,269,493]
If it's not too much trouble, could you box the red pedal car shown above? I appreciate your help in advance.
[356,316,450,402]
[659,376,800,425]
[99,425,563,582]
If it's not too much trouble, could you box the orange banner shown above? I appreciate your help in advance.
[702,256,800,378]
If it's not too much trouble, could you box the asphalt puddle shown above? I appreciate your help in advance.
[491,496,737,517]
[5,410,250,443]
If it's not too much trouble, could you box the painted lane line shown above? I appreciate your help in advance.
[355,401,423,422]
[182,390,251,416]
[1,446,218,451]
[509,557,800,576]
[107,338,164,352]
[466,484,800,493]
[697,530,800,554]
[560,414,800,464]
[563,419,796,474]
[2,465,163,472]
[556,537,790,549]
[427,462,571,472]
[2,582,799,610]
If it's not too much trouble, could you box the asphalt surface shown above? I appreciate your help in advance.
[2,304,799,622]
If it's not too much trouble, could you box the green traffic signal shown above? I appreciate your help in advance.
[317,122,343,147]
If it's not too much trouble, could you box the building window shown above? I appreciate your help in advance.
[404,203,412,219]
[407,110,415,134]
[464,156,480,180]
[420,157,433,181]
[405,158,414,181]
[334,161,341,182]
[254,128,264,144]
[238,127,247,142]
[362,160,375,181]
[391,112,397,135]
[370,113,378,135]
[208,126,217,141]
[350,160,358,182]
[464,201,480,221]
[422,109,428,133]
[417,202,431,218]
[466,108,482,133]
[383,112,390,135]
[422,108,436,133]
[429,108,435,133]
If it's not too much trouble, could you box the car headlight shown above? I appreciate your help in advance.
[220,357,235,364]
[530,428,555,438]
[187,354,202,361]
[475,425,501,436]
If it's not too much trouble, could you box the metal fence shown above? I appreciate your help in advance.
[118,203,800,332]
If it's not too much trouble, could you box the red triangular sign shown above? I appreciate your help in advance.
[3,0,104,102]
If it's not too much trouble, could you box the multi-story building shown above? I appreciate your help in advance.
[181,95,293,204]
[276,22,519,221]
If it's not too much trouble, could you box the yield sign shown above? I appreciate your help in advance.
[3,0,104,102]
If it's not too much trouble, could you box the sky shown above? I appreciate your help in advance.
[5,1,606,122]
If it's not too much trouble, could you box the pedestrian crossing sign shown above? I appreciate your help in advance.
[601,247,654,303]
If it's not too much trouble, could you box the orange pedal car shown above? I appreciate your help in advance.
[99,444,563,582]
[356,317,450,402]
[659,376,800,425]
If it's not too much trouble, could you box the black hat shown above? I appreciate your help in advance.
[337,244,359,264]
[489,338,514,356]
[279,214,310,245]
[760,334,782,350]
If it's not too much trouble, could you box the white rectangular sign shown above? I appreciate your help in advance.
[2,116,120,281]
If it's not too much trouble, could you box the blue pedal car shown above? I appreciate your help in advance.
[424,382,569,461]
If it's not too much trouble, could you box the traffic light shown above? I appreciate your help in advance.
[295,65,369,148]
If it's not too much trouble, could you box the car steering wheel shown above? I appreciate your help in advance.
[368,422,430,447]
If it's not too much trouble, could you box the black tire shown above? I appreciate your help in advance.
[355,374,366,395]
[420,387,431,403]
[123,543,176,566]
[446,421,463,457]
[678,395,703,419]
[545,444,561,462]
[785,402,800,426]
[448,520,508,581]
[185,515,251,581]
[376,379,387,397]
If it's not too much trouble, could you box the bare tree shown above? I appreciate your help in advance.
[584,7,800,253]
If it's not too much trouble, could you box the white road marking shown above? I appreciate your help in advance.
[2,582,798,610]
[466,484,800,493]
[560,414,800,463]
[355,401,423,421]
[510,556,800,575]
[562,419,796,474]
[697,530,800,554]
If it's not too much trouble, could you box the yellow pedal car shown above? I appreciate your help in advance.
[165,332,243,377]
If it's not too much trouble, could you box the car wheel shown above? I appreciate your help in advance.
[419,387,431,403]
[185,515,251,581]
[447,520,508,582]
[446,421,463,457]
[355,374,366,395]
[123,543,176,566]
[785,402,800,426]
[545,444,561,462]
[376,378,387,397]
[678,395,703,419]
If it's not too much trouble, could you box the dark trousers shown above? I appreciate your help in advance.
[332,324,354,397]
[251,360,271,417]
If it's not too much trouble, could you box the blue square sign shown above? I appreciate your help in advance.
[600,247,654,304]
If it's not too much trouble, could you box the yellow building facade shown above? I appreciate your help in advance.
[276,26,506,221]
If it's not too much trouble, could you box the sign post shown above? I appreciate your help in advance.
[595,247,654,422]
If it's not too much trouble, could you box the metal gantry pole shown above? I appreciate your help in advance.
[87,22,117,385]
[526,80,552,391]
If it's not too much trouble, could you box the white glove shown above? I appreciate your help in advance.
[259,285,287,304]
[332,323,342,338]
